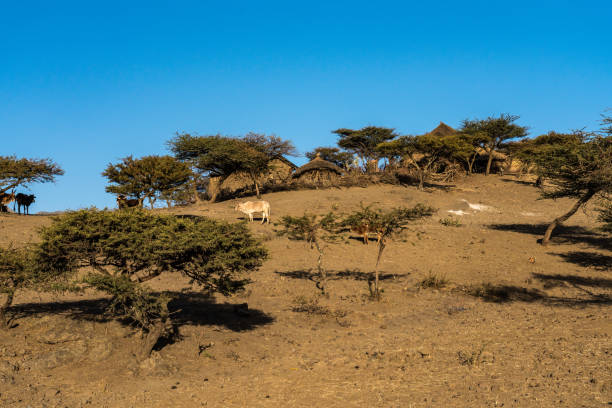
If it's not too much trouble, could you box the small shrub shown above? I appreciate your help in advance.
[457,343,487,366]
[416,272,449,290]
[439,216,462,227]
[291,296,347,319]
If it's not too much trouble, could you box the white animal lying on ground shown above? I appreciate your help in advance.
[235,200,270,224]
[460,199,497,212]
[447,209,470,216]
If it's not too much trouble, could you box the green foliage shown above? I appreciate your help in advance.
[277,212,339,293]
[35,208,267,356]
[510,131,584,172]
[0,246,35,297]
[83,274,171,329]
[305,147,354,168]
[460,114,528,175]
[533,134,611,200]
[102,155,192,208]
[0,156,64,194]
[597,199,612,232]
[168,133,295,200]
[376,134,462,188]
[416,272,449,290]
[37,208,268,295]
[439,216,462,227]
[341,203,436,297]
[333,126,398,169]
[342,203,436,239]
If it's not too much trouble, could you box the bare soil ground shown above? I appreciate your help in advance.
[1,175,610,407]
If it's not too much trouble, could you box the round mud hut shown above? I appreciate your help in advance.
[292,154,345,187]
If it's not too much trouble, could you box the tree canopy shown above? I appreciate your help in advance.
[168,133,295,200]
[0,156,64,194]
[460,114,528,175]
[526,124,611,245]
[36,208,268,358]
[333,126,398,171]
[305,147,354,168]
[102,155,192,208]
[376,134,457,189]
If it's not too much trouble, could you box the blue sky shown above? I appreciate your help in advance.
[2,1,611,212]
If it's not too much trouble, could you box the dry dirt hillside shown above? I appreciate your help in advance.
[1,175,610,407]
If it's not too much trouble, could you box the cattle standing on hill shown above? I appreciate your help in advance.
[235,200,271,224]
[14,193,35,215]
[116,194,144,209]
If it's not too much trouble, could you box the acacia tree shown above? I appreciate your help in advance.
[376,134,456,190]
[342,204,436,298]
[305,147,354,169]
[36,208,267,359]
[450,132,489,174]
[169,133,295,201]
[277,213,338,294]
[532,129,611,246]
[510,131,583,187]
[460,114,528,176]
[0,246,33,328]
[333,126,397,172]
[103,155,192,208]
[0,156,64,194]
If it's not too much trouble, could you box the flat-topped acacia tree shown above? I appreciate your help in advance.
[36,208,267,359]
[342,204,436,298]
[0,156,64,194]
[277,212,339,294]
[460,114,528,176]
[168,133,296,202]
[102,155,192,208]
[333,126,397,172]
[531,121,611,245]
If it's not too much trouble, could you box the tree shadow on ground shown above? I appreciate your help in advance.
[532,273,612,289]
[553,251,612,271]
[458,279,611,306]
[9,291,273,333]
[500,178,536,187]
[276,268,408,282]
[486,223,612,251]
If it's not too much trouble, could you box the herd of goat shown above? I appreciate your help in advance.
[0,191,35,215]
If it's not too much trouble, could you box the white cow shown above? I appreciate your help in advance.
[235,200,270,224]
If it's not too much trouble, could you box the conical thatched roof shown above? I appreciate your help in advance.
[427,122,456,137]
[292,154,344,178]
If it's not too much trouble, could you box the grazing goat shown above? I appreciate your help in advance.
[235,200,270,224]
[116,194,144,209]
[351,223,382,245]
[14,193,35,215]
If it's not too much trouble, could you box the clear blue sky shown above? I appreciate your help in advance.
[2,1,611,212]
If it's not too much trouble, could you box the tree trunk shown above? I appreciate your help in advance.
[418,170,424,190]
[372,240,386,299]
[485,149,494,176]
[0,291,15,329]
[535,175,544,188]
[313,239,326,294]
[138,319,166,361]
[192,178,201,204]
[207,177,221,202]
[542,189,596,246]
[249,171,262,199]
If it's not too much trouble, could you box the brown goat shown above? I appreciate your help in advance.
[14,193,35,215]
[117,194,144,209]
[351,223,382,245]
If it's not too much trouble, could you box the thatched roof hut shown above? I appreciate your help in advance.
[426,122,456,137]
[292,154,344,186]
